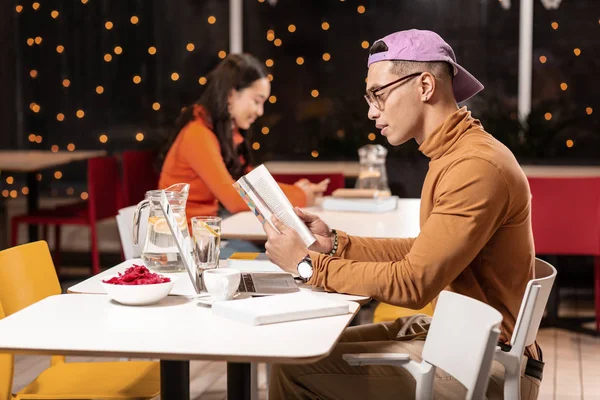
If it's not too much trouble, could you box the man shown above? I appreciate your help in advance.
[263,29,541,399]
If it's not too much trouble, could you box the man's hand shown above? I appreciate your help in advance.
[263,215,309,274]
[294,207,334,254]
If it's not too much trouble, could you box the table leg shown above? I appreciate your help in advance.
[227,362,251,400]
[160,360,190,400]
[26,172,39,242]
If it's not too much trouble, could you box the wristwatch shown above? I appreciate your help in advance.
[297,255,313,282]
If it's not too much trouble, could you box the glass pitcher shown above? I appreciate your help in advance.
[355,144,390,192]
[133,183,190,273]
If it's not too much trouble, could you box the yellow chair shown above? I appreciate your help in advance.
[372,302,435,324]
[0,241,160,400]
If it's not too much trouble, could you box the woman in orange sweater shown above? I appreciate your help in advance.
[157,54,327,252]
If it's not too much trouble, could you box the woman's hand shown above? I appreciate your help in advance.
[294,178,330,206]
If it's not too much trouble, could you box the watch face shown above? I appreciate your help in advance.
[298,262,313,279]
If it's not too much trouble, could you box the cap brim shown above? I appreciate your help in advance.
[451,62,484,103]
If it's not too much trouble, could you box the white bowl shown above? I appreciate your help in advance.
[100,276,177,306]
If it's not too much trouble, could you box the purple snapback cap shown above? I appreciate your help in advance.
[367,29,484,103]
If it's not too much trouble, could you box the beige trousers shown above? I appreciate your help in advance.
[269,318,540,399]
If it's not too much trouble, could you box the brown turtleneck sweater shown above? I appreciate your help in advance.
[308,107,535,348]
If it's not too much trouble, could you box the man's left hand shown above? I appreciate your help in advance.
[263,215,308,274]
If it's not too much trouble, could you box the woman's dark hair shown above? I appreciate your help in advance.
[156,53,268,179]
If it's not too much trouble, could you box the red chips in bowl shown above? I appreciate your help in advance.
[102,265,171,285]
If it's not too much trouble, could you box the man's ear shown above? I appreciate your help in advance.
[419,72,436,102]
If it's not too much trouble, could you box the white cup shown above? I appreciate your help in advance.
[203,268,241,302]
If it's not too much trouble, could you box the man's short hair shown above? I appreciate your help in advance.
[369,40,454,83]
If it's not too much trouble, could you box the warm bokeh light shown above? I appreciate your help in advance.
[96,85,104,94]
[51,145,59,152]
[28,134,36,142]
[104,54,112,62]
[171,72,180,81]
[265,59,274,67]
[268,74,274,82]
[35,135,42,144]
[148,46,157,55]
[22,187,29,195]
[311,89,319,98]
[16,5,23,13]
[9,190,17,199]
[152,102,161,111]
[321,22,330,30]
[368,133,376,141]
[130,16,139,24]
[573,48,581,56]
[261,127,270,135]
[32,2,40,10]
[218,50,226,59]
[56,113,65,121]
[269,95,277,104]
[54,171,63,179]
[586,107,593,115]
[560,82,568,91]
[81,192,89,200]
[274,38,282,46]
[99,134,108,143]
[114,46,123,55]
[551,21,558,30]
[208,16,216,24]
[27,38,34,46]
[62,79,70,87]
[76,110,85,118]
[67,143,75,151]
[288,24,296,33]
[357,5,366,13]
[34,36,42,45]
[133,75,142,84]
[66,187,74,195]
[199,76,207,85]
[136,132,144,141]
[322,53,331,61]
[6,176,14,185]
[30,70,38,78]
[361,41,369,49]
[186,43,195,51]
[105,21,113,30]
[566,139,574,148]
[252,142,261,150]
[539,55,547,64]
[56,45,64,53]
[1,190,8,198]
[311,150,319,158]
[296,57,305,65]
[544,112,552,121]
[51,10,59,18]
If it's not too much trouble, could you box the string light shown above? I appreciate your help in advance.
[361,41,370,49]
[573,48,581,56]
[218,50,227,59]
[208,16,216,24]
[56,113,65,121]
[130,16,139,24]
[539,55,547,64]
[66,187,74,195]
[252,142,261,150]
[269,95,277,104]
[186,43,195,51]
[104,54,112,62]
[34,135,42,143]
[81,192,89,200]
[261,127,270,135]
[28,134,36,142]
[114,46,123,55]
[566,139,574,148]
[152,102,161,110]
[311,89,319,97]
[54,171,62,179]
[268,74,274,82]
[31,103,41,113]
[99,134,108,143]
[22,187,29,195]
[51,10,59,18]
[34,36,43,45]
[368,133,376,141]
[288,24,296,33]
[67,143,75,151]
[32,2,40,10]
[30,70,38,78]
[51,145,59,152]
[6,177,14,185]
[76,109,85,118]
[62,79,71,87]
[27,38,34,46]
[544,112,552,121]
[357,5,366,13]
[296,57,305,65]
[56,45,64,53]
[105,21,113,30]
[171,72,180,81]
[148,46,157,55]
[198,76,207,85]
[81,0,88,4]
[551,21,558,30]
[96,85,104,94]
[133,75,142,84]
[16,5,23,13]
[274,38,282,47]
[265,59,274,67]
[586,107,593,115]
[322,53,331,61]
[9,190,17,199]
[136,132,145,141]
[560,82,568,91]
[311,150,319,158]
[266,30,275,41]
[321,22,330,30]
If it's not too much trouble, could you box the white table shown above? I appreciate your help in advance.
[0,293,359,399]
[221,198,421,241]
[67,258,371,304]
[0,150,106,242]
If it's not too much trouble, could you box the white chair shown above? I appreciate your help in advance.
[116,205,146,260]
[495,257,557,400]
[344,290,502,400]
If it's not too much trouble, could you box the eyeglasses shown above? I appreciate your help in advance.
[364,72,423,111]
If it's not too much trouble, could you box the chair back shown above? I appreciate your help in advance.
[88,156,121,222]
[510,258,557,353]
[0,301,14,400]
[271,173,345,196]
[528,177,600,255]
[122,150,159,207]
[116,206,147,259]
[0,241,62,316]
[422,291,502,400]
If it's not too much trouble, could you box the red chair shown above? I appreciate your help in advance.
[528,177,600,334]
[271,173,345,196]
[121,150,159,207]
[11,157,120,275]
